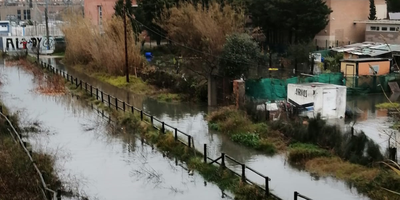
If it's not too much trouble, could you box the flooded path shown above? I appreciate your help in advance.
[46,58,378,200]
[0,62,230,200]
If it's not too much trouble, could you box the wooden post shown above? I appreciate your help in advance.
[161,122,165,133]
[123,102,125,112]
[56,189,61,200]
[150,116,153,124]
[85,82,87,91]
[79,80,82,89]
[294,191,298,200]
[131,106,134,113]
[241,164,246,182]
[0,106,2,113]
[140,110,143,120]
[101,91,104,102]
[174,128,178,141]
[115,98,118,110]
[108,95,111,107]
[203,144,207,163]
[75,78,78,87]
[188,135,191,148]
[96,88,98,100]
[265,177,270,197]
[90,85,92,96]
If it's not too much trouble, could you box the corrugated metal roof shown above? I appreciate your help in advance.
[389,12,400,20]
[331,42,400,57]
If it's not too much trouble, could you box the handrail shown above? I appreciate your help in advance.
[0,109,60,200]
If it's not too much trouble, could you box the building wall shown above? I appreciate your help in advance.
[365,23,400,43]
[358,61,390,75]
[84,0,137,25]
[315,0,387,48]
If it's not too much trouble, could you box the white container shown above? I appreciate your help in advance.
[287,82,347,119]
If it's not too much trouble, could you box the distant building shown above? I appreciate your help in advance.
[315,0,387,49]
[84,0,137,26]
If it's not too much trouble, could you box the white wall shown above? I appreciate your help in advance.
[2,36,55,54]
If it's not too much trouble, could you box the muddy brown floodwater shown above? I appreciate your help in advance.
[40,57,393,200]
[0,62,233,200]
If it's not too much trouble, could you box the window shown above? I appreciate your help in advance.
[382,27,388,31]
[27,10,30,20]
[17,10,21,20]
[370,65,379,75]
[390,27,396,31]
[98,6,102,25]
[23,10,26,20]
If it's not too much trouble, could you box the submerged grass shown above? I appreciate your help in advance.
[207,106,283,154]
[287,143,331,164]
[0,103,61,200]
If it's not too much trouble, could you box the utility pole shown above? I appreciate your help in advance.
[44,0,50,51]
[123,2,129,83]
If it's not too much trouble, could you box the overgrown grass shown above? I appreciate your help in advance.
[157,93,182,102]
[304,157,400,200]
[0,103,60,200]
[376,102,400,109]
[207,106,282,154]
[287,143,331,164]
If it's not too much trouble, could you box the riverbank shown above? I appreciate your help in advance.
[0,102,61,200]
[23,56,275,200]
[208,107,400,200]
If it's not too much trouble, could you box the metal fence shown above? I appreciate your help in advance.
[0,107,61,200]
[39,60,313,200]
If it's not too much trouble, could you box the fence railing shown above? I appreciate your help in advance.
[39,60,313,200]
[0,107,61,200]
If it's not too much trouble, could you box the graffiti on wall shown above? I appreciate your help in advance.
[1,36,55,52]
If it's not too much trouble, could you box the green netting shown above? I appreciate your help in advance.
[245,73,344,100]
[245,73,400,101]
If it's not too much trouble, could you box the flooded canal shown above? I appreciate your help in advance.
[0,62,232,200]
[41,58,395,200]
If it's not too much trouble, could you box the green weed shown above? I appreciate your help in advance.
[287,143,331,163]
[157,93,182,102]
[376,102,400,109]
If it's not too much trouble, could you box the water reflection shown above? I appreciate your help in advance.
[0,62,231,200]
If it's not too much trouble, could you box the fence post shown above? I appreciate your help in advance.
[90,85,92,96]
[294,191,298,200]
[241,164,246,182]
[161,122,165,133]
[265,177,270,197]
[325,40,328,49]
[66,74,69,81]
[204,144,207,163]
[62,71,65,78]
[150,116,153,124]
[96,88,98,100]
[188,135,191,148]
[79,80,82,89]
[131,106,134,113]
[108,95,111,107]
[174,128,178,141]
[336,40,339,47]
[123,102,126,112]
[85,82,87,91]
[56,189,62,200]
[140,110,143,120]
[101,91,104,102]
[75,78,78,87]
[70,76,73,84]
[115,98,118,110]
[221,153,225,168]
[0,106,2,113]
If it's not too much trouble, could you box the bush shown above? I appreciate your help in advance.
[288,143,331,163]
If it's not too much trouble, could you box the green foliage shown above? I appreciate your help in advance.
[369,0,377,20]
[94,73,150,95]
[387,0,400,12]
[232,133,261,148]
[248,0,332,43]
[157,93,182,102]
[270,114,384,166]
[324,53,343,72]
[287,42,316,63]
[376,102,400,109]
[219,33,261,79]
[288,143,331,163]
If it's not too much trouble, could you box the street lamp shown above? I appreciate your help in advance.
[123,2,129,83]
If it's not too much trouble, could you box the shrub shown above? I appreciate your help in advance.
[288,143,331,163]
